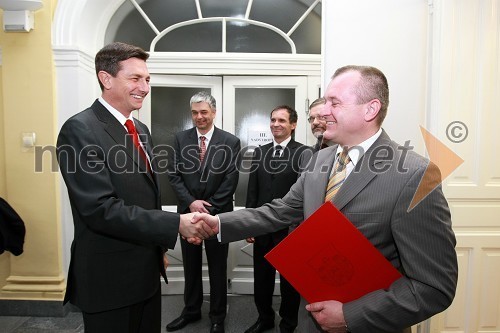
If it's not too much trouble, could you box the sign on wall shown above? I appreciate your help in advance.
[247,128,272,150]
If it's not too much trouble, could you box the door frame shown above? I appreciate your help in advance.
[138,74,319,294]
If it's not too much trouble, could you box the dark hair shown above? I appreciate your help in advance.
[270,105,298,124]
[333,65,389,125]
[95,42,149,90]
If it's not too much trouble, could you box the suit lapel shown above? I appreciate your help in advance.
[283,139,298,160]
[135,121,158,186]
[92,100,127,146]
[332,130,392,210]
[314,146,337,205]
[187,128,202,171]
[91,100,157,188]
[261,143,275,179]
[200,127,221,172]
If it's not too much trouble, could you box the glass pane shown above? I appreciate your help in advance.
[290,5,321,54]
[141,0,197,31]
[250,0,321,54]
[251,0,306,32]
[227,22,291,53]
[105,0,198,48]
[155,22,222,52]
[199,0,248,17]
[151,86,211,206]
[106,0,321,54]
[234,88,295,207]
[104,0,156,50]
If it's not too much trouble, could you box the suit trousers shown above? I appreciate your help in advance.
[253,230,300,331]
[180,237,229,324]
[81,282,161,333]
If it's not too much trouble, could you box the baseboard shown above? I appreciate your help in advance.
[0,300,78,317]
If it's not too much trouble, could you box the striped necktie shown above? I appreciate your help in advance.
[324,149,350,202]
[199,136,207,162]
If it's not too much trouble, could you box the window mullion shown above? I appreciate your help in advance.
[287,0,321,36]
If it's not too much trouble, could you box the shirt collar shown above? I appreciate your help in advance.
[99,97,134,128]
[196,125,215,142]
[274,136,292,148]
[336,128,383,166]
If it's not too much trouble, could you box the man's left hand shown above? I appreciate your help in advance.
[306,300,347,332]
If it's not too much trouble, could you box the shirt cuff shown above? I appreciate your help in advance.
[216,215,222,242]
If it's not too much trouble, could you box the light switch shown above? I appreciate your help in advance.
[22,132,36,148]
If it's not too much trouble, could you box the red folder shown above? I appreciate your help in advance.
[265,202,402,303]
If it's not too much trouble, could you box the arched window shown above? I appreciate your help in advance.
[105,0,321,54]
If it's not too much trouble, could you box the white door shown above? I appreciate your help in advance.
[138,74,320,294]
[221,76,319,294]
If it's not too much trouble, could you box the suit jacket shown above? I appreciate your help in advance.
[168,127,240,215]
[218,130,458,333]
[57,99,180,313]
[246,140,312,208]
[246,140,312,240]
[0,197,26,256]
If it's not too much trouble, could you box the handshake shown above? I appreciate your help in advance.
[178,213,220,245]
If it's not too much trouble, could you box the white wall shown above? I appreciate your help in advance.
[324,1,500,333]
[324,0,428,152]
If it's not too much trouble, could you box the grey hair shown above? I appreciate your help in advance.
[190,91,216,110]
[309,97,325,111]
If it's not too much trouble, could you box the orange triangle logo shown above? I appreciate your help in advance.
[408,126,464,211]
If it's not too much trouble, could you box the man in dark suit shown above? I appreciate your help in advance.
[192,65,458,333]
[244,105,312,333]
[166,91,240,333]
[56,42,213,333]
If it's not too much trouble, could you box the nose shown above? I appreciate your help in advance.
[319,107,330,117]
[138,78,150,93]
[319,104,335,121]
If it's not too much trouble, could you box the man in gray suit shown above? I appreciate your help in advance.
[190,65,458,333]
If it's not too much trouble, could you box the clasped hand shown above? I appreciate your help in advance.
[178,212,220,245]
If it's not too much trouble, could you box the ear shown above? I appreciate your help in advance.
[97,71,112,90]
[364,99,381,122]
[291,122,297,131]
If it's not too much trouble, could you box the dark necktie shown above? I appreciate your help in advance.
[316,136,329,150]
[124,119,151,173]
[199,136,207,162]
[273,145,283,157]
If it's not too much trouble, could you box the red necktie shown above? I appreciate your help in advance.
[199,136,207,162]
[124,119,151,173]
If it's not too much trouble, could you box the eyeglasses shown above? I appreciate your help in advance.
[307,116,327,124]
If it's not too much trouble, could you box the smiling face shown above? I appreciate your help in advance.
[99,57,150,117]
[309,103,327,138]
[321,70,380,147]
[191,101,216,134]
[270,108,296,143]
